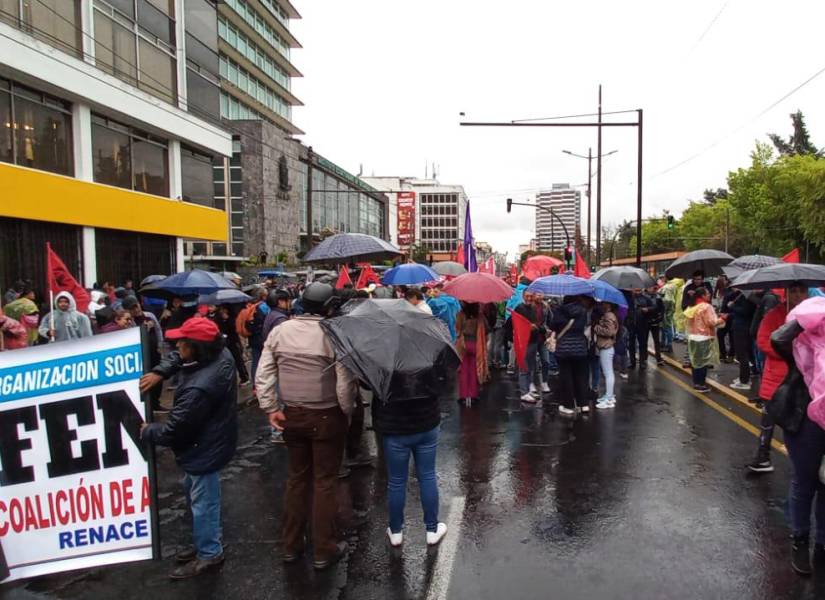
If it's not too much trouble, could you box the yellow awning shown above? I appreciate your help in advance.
[0,162,227,241]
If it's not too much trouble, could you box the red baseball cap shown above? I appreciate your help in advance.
[165,317,220,342]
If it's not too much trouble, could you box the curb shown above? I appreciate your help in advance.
[649,349,762,416]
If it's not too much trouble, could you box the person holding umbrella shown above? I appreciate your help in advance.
[683,287,726,393]
[551,295,593,417]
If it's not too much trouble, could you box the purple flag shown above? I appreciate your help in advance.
[463,200,477,272]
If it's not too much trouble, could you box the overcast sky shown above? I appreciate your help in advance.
[290,0,825,259]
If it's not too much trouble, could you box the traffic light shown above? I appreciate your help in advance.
[564,245,574,268]
[667,215,675,230]
[506,198,512,213]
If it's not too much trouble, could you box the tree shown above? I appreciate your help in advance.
[768,111,823,158]
[702,187,728,205]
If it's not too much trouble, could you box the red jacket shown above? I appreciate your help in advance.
[757,304,788,401]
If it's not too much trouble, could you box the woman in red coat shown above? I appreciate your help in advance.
[746,283,809,473]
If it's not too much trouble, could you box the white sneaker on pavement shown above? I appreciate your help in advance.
[387,528,403,547]
[529,383,537,394]
[426,523,448,546]
[731,381,751,390]
[541,382,551,393]
[558,406,576,418]
[520,392,537,403]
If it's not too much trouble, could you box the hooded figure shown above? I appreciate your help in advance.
[3,296,39,346]
[39,291,93,342]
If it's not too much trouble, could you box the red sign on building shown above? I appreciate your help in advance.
[397,192,416,247]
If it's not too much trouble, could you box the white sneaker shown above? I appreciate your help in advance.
[732,378,741,385]
[731,381,751,391]
[580,404,590,414]
[529,383,537,394]
[541,382,551,393]
[426,523,448,546]
[387,528,403,547]
[596,398,616,409]
[520,392,537,403]
[558,406,576,418]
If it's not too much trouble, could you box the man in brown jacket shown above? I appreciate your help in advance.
[255,282,356,570]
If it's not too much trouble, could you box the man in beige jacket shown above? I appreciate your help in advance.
[255,282,357,570]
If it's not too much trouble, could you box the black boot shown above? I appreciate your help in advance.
[813,544,825,570]
[792,536,812,576]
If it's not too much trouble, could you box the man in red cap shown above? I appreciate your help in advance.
[140,318,238,580]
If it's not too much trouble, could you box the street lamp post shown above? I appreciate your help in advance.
[506,198,573,268]
[562,147,618,265]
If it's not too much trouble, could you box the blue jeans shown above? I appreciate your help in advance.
[662,322,674,349]
[784,417,825,543]
[753,343,765,374]
[251,347,262,384]
[183,471,223,559]
[383,426,440,533]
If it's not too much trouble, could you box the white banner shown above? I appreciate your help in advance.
[0,328,155,582]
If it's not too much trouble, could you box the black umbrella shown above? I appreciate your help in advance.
[592,266,656,290]
[665,249,734,279]
[140,269,235,298]
[721,254,780,278]
[320,299,460,403]
[730,263,825,290]
[302,233,403,264]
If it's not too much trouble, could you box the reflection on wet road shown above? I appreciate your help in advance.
[4,365,824,600]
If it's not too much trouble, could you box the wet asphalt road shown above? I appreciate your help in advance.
[3,358,824,600]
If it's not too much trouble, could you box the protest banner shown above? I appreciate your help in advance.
[0,328,158,582]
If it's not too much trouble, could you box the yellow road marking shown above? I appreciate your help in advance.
[656,367,787,457]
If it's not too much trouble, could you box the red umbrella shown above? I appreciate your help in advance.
[442,272,514,303]
[522,255,563,281]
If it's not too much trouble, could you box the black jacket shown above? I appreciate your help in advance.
[729,292,756,332]
[371,396,441,437]
[551,300,589,359]
[681,281,714,310]
[514,302,546,345]
[249,304,268,351]
[142,348,238,474]
[766,320,809,434]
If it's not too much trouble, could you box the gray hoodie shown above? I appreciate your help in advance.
[39,291,93,342]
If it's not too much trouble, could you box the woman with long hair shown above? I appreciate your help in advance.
[455,302,489,402]
[593,302,619,409]
[551,295,592,418]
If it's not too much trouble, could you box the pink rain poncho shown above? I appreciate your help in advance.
[788,297,825,429]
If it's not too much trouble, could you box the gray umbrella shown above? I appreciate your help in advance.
[730,263,825,290]
[302,233,403,264]
[721,254,780,279]
[664,249,734,279]
[592,266,656,290]
[432,261,467,276]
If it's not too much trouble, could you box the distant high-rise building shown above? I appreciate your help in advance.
[535,184,580,252]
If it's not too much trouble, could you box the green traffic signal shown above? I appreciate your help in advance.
[667,215,675,230]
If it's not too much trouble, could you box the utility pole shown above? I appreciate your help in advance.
[635,109,643,266]
[596,85,603,265]
[305,146,314,251]
[587,147,592,264]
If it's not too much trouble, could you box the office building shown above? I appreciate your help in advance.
[535,184,580,252]
[0,0,231,291]
[361,176,468,262]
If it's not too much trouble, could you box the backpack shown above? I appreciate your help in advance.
[235,301,262,338]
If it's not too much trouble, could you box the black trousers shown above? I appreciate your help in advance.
[733,329,753,384]
[557,358,590,410]
[227,340,249,382]
[717,322,734,359]
[648,325,662,362]
[628,323,650,366]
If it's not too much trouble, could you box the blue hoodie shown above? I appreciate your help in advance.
[505,283,528,320]
[427,294,461,341]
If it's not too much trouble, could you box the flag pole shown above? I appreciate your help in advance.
[46,242,55,343]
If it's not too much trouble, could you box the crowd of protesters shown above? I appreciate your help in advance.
[4,259,825,581]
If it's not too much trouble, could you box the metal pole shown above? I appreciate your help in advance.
[587,147,592,265]
[596,85,603,265]
[306,146,314,251]
[635,109,643,267]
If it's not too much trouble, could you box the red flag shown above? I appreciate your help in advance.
[355,263,381,289]
[47,243,90,313]
[782,248,800,263]
[509,264,518,284]
[335,265,352,289]
[455,241,465,266]
[574,249,591,279]
[510,309,533,372]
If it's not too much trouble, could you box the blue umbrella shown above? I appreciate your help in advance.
[139,269,235,298]
[302,233,402,264]
[382,263,440,286]
[198,289,252,305]
[526,273,595,297]
[140,274,166,287]
[589,279,628,308]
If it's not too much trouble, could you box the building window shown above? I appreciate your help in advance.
[223,0,290,61]
[220,91,272,122]
[181,145,214,207]
[219,55,290,120]
[0,77,73,176]
[93,0,177,104]
[92,114,168,196]
[0,0,82,57]
[217,16,290,90]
